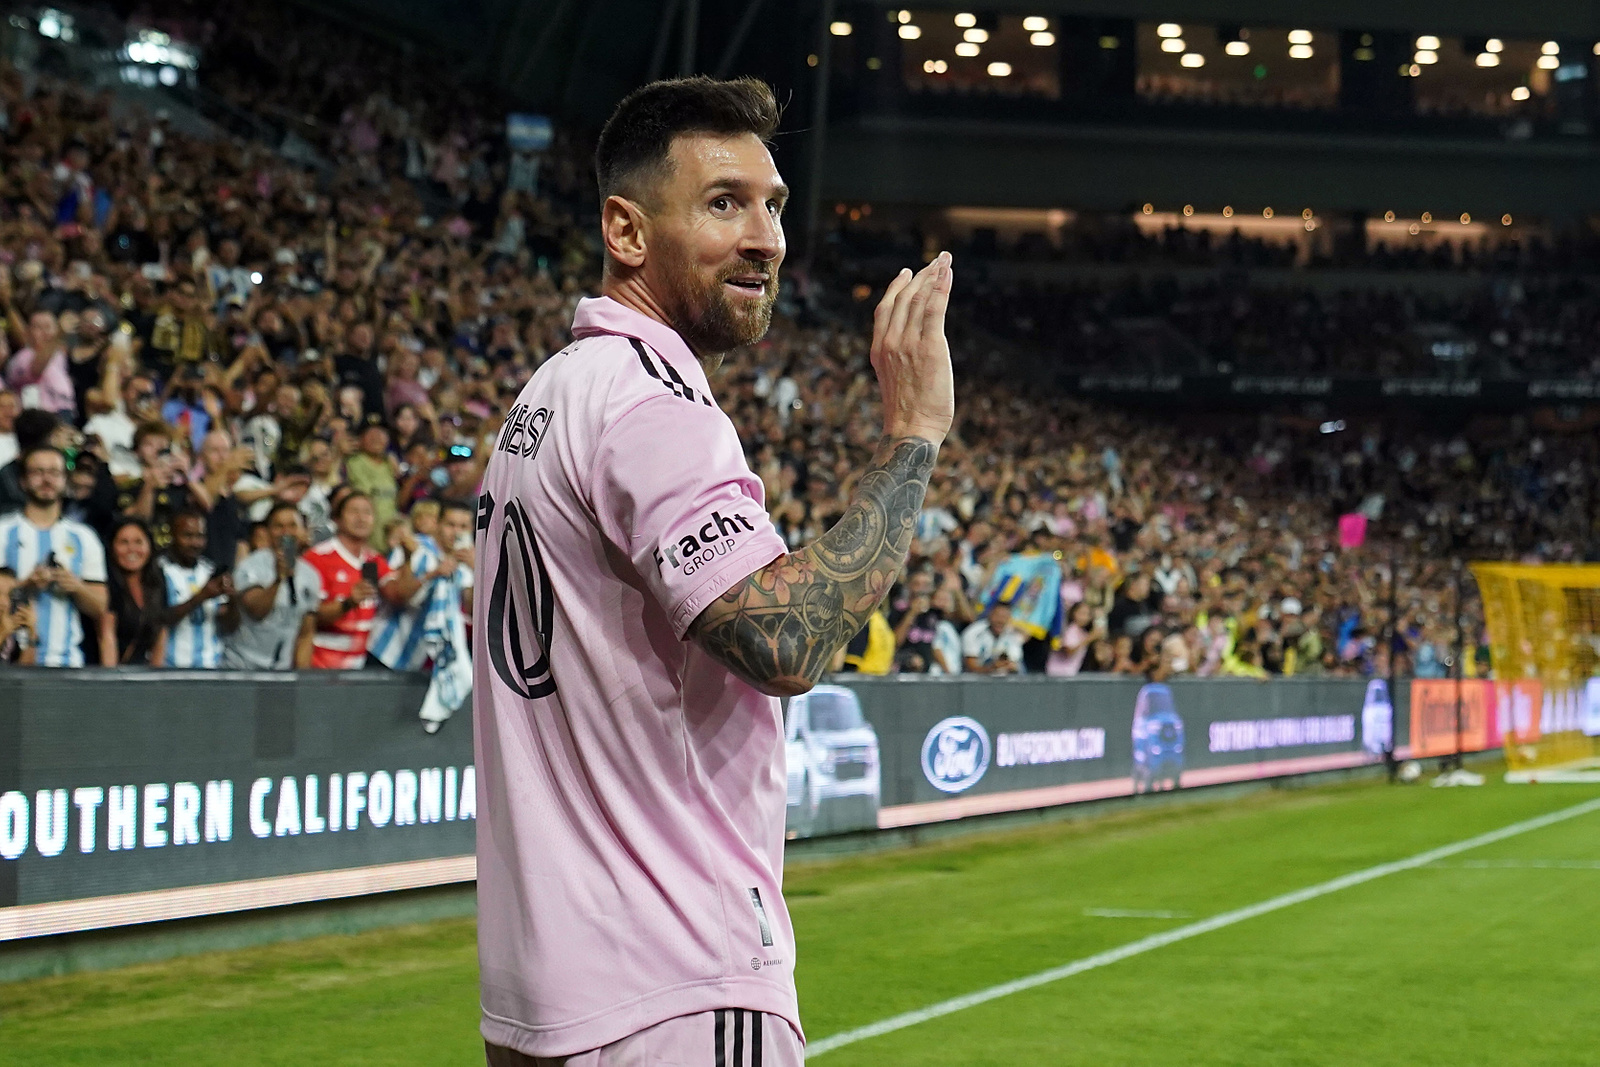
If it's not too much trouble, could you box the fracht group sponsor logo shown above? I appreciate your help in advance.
[653,510,756,577]
[920,717,991,793]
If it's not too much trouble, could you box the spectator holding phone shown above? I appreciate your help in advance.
[304,491,412,668]
[118,421,192,553]
[962,601,1026,675]
[0,567,39,665]
[226,502,324,670]
[158,509,238,668]
[0,445,108,667]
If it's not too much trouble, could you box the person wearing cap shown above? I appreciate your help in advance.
[344,414,397,550]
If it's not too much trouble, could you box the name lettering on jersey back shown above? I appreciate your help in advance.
[497,403,552,460]
[654,510,756,577]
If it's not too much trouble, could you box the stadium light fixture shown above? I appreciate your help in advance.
[1225,41,1250,56]
[830,21,852,35]
[1415,50,1438,64]
[1415,35,1440,50]
[1537,55,1559,69]
[1263,206,1274,218]
[1383,211,1395,222]
[1162,39,1186,53]
[1289,44,1313,59]
[963,28,988,43]
[1511,85,1531,100]
[955,41,981,57]
[1181,53,1205,67]
[1182,204,1194,216]
[1301,208,1313,219]
[1030,31,1055,46]
[1486,38,1504,52]
[1407,63,1422,76]
[1142,202,1154,214]
[1408,223,1421,234]
[1502,213,1513,225]
[1542,41,1560,54]
[1023,17,1049,32]
[1157,23,1182,38]
[1476,53,1499,66]
[1288,29,1313,45]
[897,10,912,24]
[954,12,977,28]
[922,58,949,73]
[899,24,921,39]
[1222,205,1234,217]
[1460,213,1471,224]
[1421,211,1433,223]
[987,61,1012,76]
[1594,42,1600,55]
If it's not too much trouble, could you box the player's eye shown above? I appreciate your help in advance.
[710,196,733,214]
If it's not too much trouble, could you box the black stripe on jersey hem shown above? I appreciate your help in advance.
[732,1009,745,1067]
[752,1010,764,1067]
[714,1009,726,1067]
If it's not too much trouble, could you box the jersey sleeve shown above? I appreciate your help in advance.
[592,394,788,639]
[76,527,107,583]
[233,551,272,591]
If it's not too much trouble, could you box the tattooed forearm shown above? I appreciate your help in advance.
[689,435,938,696]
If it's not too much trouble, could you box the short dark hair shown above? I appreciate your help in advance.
[265,501,304,527]
[333,490,370,521]
[20,444,65,473]
[595,76,781,205]
[173,507,209,530]
[15,410,60,453]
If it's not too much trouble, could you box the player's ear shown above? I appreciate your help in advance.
[602,195,649,270]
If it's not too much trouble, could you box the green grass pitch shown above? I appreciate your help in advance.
[4,769,1598,1065]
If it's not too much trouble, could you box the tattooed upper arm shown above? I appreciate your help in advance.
[688,436,937,697]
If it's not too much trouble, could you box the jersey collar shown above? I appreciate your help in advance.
[571,295,709,393]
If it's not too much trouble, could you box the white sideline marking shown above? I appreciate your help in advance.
[1083,908,1192,919]
[1428,858,1600,870]
[806,797,1600,1059]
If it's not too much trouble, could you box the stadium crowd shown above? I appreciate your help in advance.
[4,2,1588,685]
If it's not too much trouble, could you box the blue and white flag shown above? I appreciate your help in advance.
[981,553,1064,641]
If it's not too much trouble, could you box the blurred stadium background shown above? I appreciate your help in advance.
[2,0,1600,1062]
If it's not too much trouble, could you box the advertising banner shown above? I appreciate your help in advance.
[788,676,1408,835]
[0,671,473,941]
[4,673,1418,938]
[1407,679,1501,757]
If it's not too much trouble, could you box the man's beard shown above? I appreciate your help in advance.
[660,250,777,369]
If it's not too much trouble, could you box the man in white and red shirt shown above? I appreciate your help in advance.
[304,491,409,668]
[475,78,954,1066]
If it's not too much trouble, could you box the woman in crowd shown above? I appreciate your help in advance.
[99,517,167,666]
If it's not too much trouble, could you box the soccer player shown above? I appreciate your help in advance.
[475,77,952,1066]
[0,445,108,667]
[158,509,238,669]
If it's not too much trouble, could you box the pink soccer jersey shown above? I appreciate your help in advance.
[473,296,803,1058]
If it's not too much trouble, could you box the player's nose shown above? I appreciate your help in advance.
[740,207,784,263]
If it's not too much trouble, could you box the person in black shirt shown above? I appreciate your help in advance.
[335,321,386,417]
[94,517,167,666]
